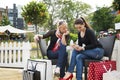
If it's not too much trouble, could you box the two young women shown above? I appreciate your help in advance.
[34,17,104,80]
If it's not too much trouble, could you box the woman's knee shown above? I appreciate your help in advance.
[76,54,83,61]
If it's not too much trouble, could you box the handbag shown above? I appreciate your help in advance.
[23,62,41,80]
[26,59,53,80]
[88,60,116,80]
[52,38,61,52]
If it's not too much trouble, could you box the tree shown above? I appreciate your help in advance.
[21,1,49,33]
[22,1,49,58]
[114,14,120,23]
[112,0,120,11]
[56,0,91,33]
[43,0,61,30]
[0,15,10,26]
[92,7,115,32]
[41,0,91,32]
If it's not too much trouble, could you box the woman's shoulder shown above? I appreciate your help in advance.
[47,30,56,34]
[86,28,95,34]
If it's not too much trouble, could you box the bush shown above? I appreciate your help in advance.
[114,14,120,23]
[26,33,34,42]
[69,33,78,42]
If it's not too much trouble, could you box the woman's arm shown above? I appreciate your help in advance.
[61,31,69,45]
[34,30,54,42]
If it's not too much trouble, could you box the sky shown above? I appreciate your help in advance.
[0,0,113,11]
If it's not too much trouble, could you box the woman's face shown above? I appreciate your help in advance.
[59,23,68,34]
[75,24,85,32]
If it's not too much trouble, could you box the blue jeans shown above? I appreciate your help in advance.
[47,42,68,78]
[67,48,104,80]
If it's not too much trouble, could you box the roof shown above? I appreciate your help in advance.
[0,25,34,33]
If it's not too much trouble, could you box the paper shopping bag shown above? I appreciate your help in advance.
[103,70,120,80]
[88,60,116,80]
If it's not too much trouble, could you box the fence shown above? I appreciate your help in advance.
[0,41,31,68]
[0,39,119,70]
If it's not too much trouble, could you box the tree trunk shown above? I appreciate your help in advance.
[35,24,39,58]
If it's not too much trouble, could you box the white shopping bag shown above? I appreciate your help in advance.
[103,70,120,80]
[27,59,53,80]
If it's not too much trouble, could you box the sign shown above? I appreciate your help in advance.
[115,23,120,30]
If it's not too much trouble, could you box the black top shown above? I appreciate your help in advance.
[42,30,69,51]
[78,28,103,50]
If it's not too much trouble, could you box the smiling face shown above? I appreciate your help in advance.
[57,21,68,35]
[58,21,68,34]
[75,24,85,32]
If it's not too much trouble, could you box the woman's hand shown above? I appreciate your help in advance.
[63,31,69,36]
[34,34,43,42]
[71,44,83,51]
[61,31,69,45]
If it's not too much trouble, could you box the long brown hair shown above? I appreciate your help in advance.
[74,17,92,30]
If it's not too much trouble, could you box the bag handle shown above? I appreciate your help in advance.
[31,62,38,70]
[103,64,112,72]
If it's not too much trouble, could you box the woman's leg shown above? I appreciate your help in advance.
[75,48,104,80]
[57,42,68,77]
[47,50,58,59]
[63,49,79,79]
[82,48,104,59]
[67,49,79,73]
[76,54,89,80]
[47,42,68,77]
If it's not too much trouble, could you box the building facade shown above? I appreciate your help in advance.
[0,4,24,29]
[0,7,8,23]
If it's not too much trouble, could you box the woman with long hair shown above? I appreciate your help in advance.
[61,17,104,80]
[34,20,69,80]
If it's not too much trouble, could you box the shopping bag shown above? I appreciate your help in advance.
[88,60,116,80]
[23,70,41,80]
[23,62,41,80]
[27,59,53,80]
[103,70,120,80]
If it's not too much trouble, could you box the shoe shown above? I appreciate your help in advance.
[54,67,60,77]
[61,74,73,80]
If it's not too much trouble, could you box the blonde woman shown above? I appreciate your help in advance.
[34,20,69,80]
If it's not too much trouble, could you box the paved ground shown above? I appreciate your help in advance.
[0,68,22,80]
[0,68,77,80]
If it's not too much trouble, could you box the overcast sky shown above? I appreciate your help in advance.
[0,0,113,11]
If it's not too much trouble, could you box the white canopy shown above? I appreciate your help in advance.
[0,25,34,33]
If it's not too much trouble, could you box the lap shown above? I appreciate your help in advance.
[77,48,104,59]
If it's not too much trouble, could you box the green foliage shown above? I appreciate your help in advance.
[43,0,91,31]
[112,0,120,11]
[114,14,120,23]
[0,15,10,26]
[58,0,91,33]
[92,7,115,31]
[22,1,49,24]
[21,1,49,33]
[26,33,34,42]
[69,33,78,42]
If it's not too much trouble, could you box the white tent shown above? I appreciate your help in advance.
[0,25,34,33]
